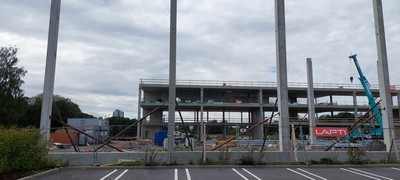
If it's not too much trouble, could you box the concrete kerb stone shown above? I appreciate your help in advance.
[19,168,62,180]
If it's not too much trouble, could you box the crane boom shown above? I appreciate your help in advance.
[349,54,382,136]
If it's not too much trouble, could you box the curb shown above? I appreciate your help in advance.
[19,168,62,180]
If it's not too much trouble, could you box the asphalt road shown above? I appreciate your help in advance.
[29,166,400,180]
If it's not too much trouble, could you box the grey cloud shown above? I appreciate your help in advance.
[0,0,399,118]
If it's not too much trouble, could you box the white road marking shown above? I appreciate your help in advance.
[297,168,328,180]
[99,169,118,180]
[391,167,400,171]
[242,168,261,180]
[114,169,128,180]
[175,169,178,180]
[349,168,393,180]
[185,168,192,180]
[287,168,315,180]
[232,168,249,180]
[340,168,381,180]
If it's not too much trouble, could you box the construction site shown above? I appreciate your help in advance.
[39,0,400,166]
[48,73,400,165]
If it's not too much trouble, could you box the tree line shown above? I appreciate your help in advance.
[0,46,98,128]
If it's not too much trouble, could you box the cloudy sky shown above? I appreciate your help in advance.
[0,0,399,119]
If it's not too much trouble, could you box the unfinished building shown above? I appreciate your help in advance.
[137,79,400,140]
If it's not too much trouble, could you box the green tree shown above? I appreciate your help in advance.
[0,46,28,127]
[25,94,94,129]
[108,117,137,137]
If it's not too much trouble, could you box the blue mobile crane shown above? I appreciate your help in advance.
[349,54,383,138]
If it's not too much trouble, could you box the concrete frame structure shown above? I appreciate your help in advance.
[138,79,400,141]
[39,0,396,153]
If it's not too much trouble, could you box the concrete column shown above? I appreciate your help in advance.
[223,124,227,140]
[254,89,264,139]
[200,88,204,141]
[275,0,290,151]
[167,0,177,163]
[150,109,163,122]
[330,95,334,117]
[373,0,394,149]
[248,110,251,123]
[398,92,400,123]
[306,58,316,145]
[353,91,358,122]
[222,109,225,122]
[222,110,227,139]
[136,86,142,137]
[241,112,243,123]
[40,0,61,140]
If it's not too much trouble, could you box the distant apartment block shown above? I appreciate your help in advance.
[113,109,124,118]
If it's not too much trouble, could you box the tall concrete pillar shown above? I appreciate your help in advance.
[373,0,394,149]
[167,0,177,163]
[275,0,290,151]
[306,58,316,145]
[40,0,61,140]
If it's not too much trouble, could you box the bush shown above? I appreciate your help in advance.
[143,147,160,166]
[310,157,342,165]
[197,158,216,165]
[237,147,265,165]
[0,127,66,178]
[347,147,365,164]
[217,147,230,164]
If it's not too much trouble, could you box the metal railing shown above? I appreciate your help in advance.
[140,79,400,90]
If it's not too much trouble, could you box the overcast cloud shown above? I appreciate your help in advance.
[0,0,399,118]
